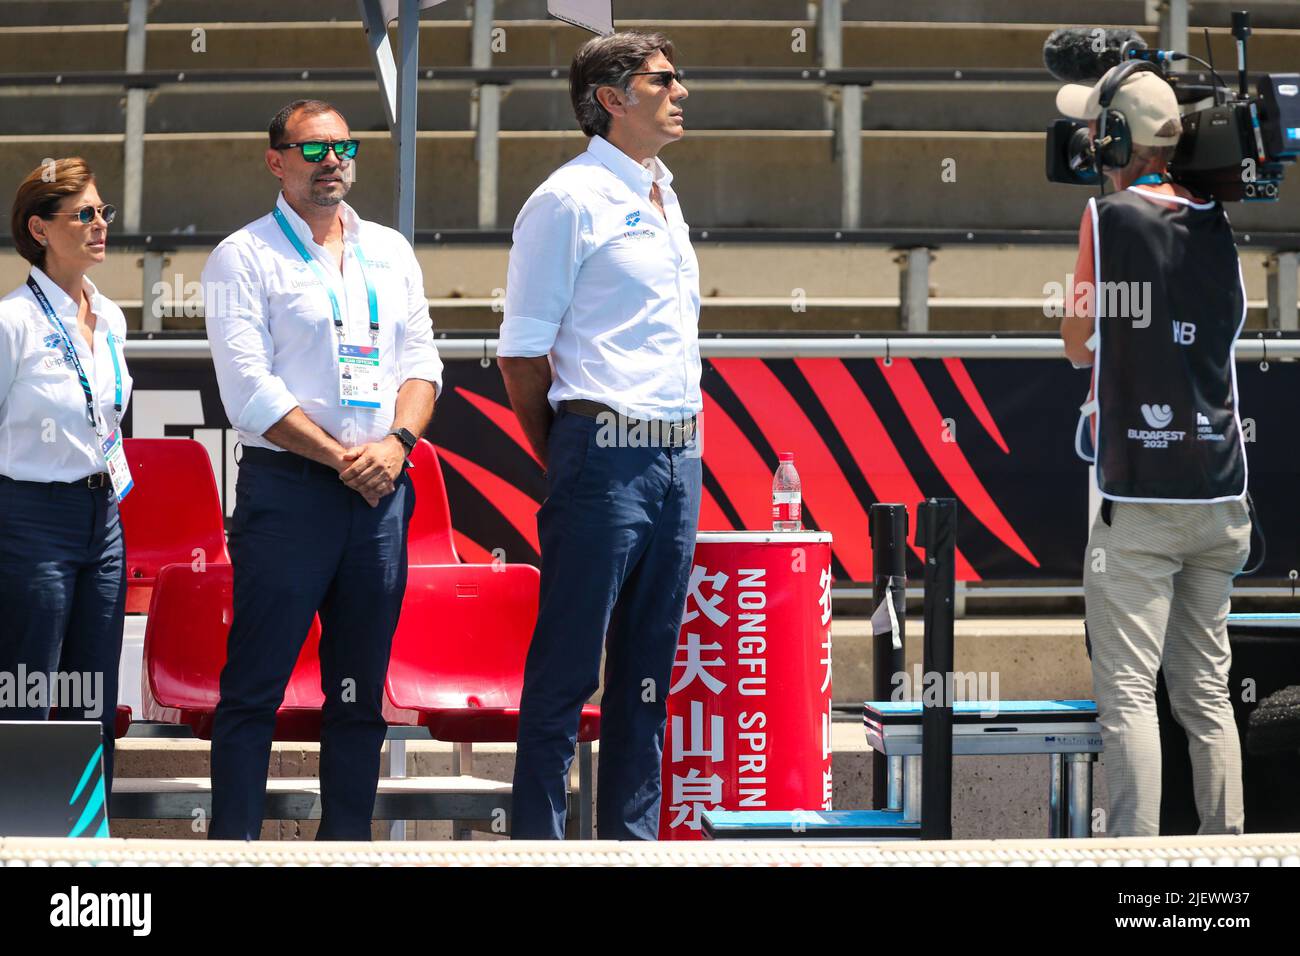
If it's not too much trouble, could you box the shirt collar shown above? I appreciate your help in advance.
[28,265,99,319]
[586,135,673,198]
[274,191,360,247]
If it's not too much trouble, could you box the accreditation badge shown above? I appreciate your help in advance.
[101,429,134,501]
[338,343,383,408]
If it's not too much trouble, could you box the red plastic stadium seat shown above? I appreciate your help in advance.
[385,563,600,743]
[118,439,230,613]
[115,704,131,739]
[142,563,324,740]
[406,438,459,564]
[388,440,599,743]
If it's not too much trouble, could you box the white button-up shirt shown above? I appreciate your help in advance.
[499,134,702,421]
[202,193,443,452]
[0,266,133,482]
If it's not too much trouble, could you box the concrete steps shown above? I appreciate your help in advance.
[0,82,1064,135]
[3,20,1299,73]
[9,0,1300,30]
[5,129,1300,233]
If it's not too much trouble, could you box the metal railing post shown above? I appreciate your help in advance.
[472,0,499,229]
[140,249,165,332]
[817,0,843,132]
[897,247,931,332]
[394,0,420,242]
[840,84,862,230]
[123,0,148,234]
[1266,251,1299,331]
[1155,0,1190,72]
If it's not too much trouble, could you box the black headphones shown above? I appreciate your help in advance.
[1094,60,1163,174]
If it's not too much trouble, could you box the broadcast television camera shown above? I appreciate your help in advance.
[1044,11,1300,201]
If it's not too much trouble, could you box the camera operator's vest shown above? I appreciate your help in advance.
[1075,186,1248,502]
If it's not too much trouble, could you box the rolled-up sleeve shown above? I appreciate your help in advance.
[395,240,443,396]
[202,242,299,436]
[499,188,584,357]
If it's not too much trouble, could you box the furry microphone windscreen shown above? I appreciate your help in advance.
[1043,27,1148,83]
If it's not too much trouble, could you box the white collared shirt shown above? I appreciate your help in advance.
[499,134,702,420]
[0,266,132,482]
[201,193,443,451]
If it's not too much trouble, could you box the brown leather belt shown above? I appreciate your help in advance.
[0,472,110,490]
[560,400,698,447]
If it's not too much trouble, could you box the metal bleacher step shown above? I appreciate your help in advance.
[111,774,519,823]
[11,0,1300,30]
[3,129,1300,235]
[3,19,1299,74]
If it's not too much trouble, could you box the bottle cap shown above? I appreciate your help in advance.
[778,452,794,462]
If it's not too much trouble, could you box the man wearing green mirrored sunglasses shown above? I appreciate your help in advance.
[202,99,441,842]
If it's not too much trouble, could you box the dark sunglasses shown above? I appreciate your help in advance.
[273,140,360,163]
[628,69,685,87]
[47,203,116,225]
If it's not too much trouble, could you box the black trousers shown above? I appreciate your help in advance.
[208,449,413,840]
[0,476,125,789]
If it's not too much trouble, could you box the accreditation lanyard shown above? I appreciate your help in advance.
[1132,173,1166,186]
[272,207,379,344]
[26,275,121,436]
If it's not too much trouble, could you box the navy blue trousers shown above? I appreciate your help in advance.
[209,449,413,841]
[511,411,702,840]
[0,477,125,789]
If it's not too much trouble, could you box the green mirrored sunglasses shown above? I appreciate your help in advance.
[274,140,360,163]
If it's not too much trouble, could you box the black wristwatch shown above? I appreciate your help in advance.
[387,427,418,458]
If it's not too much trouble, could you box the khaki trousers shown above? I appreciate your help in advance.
[1083,497,1252,837]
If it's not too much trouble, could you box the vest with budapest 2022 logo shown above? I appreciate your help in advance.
[1077,186,1248,502]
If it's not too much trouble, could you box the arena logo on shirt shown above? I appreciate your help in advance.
[625,210,643,227]
[41,333,71,370]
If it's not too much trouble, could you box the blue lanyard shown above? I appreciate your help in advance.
[272,207,378,340]
[1132,173,1166,186]
[26,275,121,434]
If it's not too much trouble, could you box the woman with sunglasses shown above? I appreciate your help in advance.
[0,157,133,790]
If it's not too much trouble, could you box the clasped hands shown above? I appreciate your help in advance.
[336,436,406,507]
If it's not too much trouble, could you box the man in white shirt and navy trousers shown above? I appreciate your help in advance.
[499,32,702,840]
[202,100,442,840]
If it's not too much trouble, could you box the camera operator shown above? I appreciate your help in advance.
[1058,64,1252,837]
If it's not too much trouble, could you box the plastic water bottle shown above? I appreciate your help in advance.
[772,452,802,531]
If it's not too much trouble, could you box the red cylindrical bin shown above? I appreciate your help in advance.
[659,531,834,839]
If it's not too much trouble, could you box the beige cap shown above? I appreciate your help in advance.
[1055,65,1182,146]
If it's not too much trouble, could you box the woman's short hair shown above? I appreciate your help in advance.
[10,157,96,267]
[569,31,675,138]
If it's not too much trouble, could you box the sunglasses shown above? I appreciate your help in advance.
[628,69,685,88]
[48,203,116,225]
[273,140,360,163]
